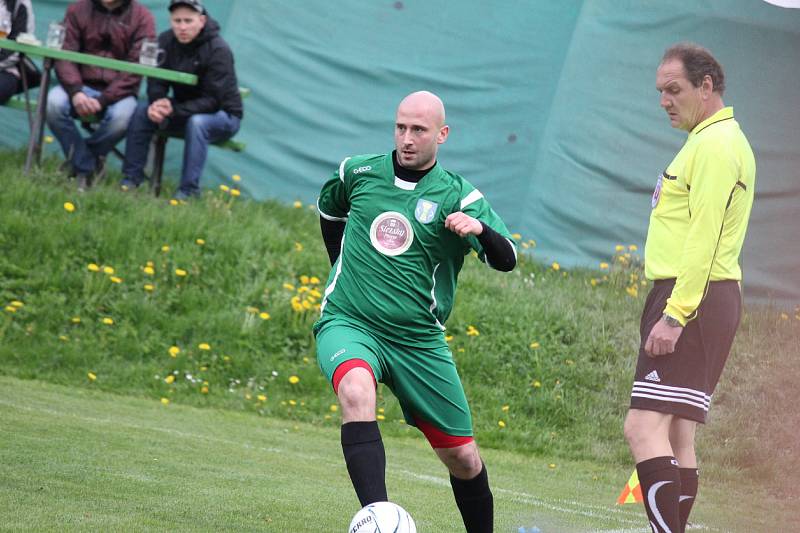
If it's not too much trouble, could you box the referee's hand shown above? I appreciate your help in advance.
[644,318,683,357]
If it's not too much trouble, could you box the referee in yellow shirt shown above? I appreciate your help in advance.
[623,43,756,533]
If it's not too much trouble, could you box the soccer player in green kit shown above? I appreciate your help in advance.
[315,91,516,532]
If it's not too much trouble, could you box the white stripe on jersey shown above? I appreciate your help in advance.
[320,233,346,313]
[317,198,348,221]
[460,189,484,210]
[394,176,418,190]
[428,263,446,331]
[338,157,351,182]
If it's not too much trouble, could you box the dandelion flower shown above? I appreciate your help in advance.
[231,189,241,197]
[283,283,295,291]
[294,242,303,252]
[87,372,96,381]
[201,386,209,394]
[103,266,114,275]
[530,342,540,349]
[377,414,386,421]
[102,317,114,325]
[232,174,241,182]
[300,275,310,285]
[219,184,230,192]
[169,199,179,206]
[160,398,170,405]
[110,276,122,284]
[289,399,297,406]
[161,245,170,252]
[445,335,454,342]
[293,200,302,209]
[532,380,542,388]
[88,263,100,272]
[626,286,639,297]
[10,300,23,308]
[164,375,175,384]
[378,407,385,414]
[144,283,155,292]
[590,279,598,287]
[310,276,320,284]
[466,325,480,336]
[6,305,18,313]
[511,233,522,240]
[168,346,180,357]
[259,312,271,320]
[502,405,509,412]
[196,238,205,245]
[257,394,267,401]
[330,404,338,412]
[498,420,506,428]
[143,266,155,275]
[599,262,609,269]
[44,135,54,143]
[71,317,81,324]
[551,262,560,271]
[548,463,557,469]
[175,268,187,277]
[63,202,75,212]
[615,244,625,252]
[628,244,638,251]
[288,375,300,384]
[198,343,211,351]
[302,357,310,364]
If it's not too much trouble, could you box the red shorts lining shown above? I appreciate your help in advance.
[332,359,376,394]
[414,416,473,449]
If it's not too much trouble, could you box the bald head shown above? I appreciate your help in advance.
[397,91,446,128]
[394,91,449,171]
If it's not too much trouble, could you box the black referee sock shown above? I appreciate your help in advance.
[678,468,699,533]
[636,456,681,533]
[450,462,493,533]
[341,421,388,506]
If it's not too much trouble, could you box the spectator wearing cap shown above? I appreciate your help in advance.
[120,0,242,200]
[46,0,155,190]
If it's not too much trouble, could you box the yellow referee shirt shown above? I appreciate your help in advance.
[644,107,756,325]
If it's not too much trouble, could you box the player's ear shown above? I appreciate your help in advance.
[437,125,449,144]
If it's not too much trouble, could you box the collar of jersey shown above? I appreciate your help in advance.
[690,106,734,137]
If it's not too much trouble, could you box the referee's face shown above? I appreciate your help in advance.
[656,59,706,132]
[395,96,449,171]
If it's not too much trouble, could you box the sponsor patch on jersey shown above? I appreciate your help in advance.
[369,211,414,256]
[651,173,663,208]
[414,199,438,224]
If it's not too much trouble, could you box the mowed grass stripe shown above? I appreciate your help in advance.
[2,377,792,532]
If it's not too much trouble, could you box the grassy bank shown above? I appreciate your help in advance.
[1,150,798,502]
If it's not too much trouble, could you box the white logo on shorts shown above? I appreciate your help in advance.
[330,348,347,362]
[645,370,661,382]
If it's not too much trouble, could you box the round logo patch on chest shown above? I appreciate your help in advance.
[370,211,414,256]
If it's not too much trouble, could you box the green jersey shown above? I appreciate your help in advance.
[315,153,514,348]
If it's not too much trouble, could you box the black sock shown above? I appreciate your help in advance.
[636,456,681,533]
[678,468,699,533]
[341,421,387,506]
[450,462,493,533]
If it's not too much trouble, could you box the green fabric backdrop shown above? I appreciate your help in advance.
[2,0,798,305]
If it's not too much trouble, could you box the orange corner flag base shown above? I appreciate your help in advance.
[616,469,643,504]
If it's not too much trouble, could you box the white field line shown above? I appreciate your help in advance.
[0,398,715,532]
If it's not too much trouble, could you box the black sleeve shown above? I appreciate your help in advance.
[477,221,516,272]
[320,217,346,266]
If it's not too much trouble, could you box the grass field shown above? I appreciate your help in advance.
[0,150,798,530]
[2,376,797,532]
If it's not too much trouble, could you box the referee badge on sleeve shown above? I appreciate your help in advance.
[651,173,663,208]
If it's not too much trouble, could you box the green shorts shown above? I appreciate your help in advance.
[315,317,473,437]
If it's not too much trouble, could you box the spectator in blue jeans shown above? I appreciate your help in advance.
[121,0,242,200]
[47,0,155,191]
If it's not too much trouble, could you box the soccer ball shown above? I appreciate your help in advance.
[348,501,417,533]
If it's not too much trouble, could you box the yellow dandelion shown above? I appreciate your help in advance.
[330,404,339,412]
[298,286,309,293]
[146,260,154,267]
[59,335,69,342]
[175,268,187,277]
[71,317,81,324]
[144,283,155,292]
[44,135,54,143]
[310,276,320,284]
[87,263,100,272]
[530,342,540,349]
[259,312,271,320]
[511,233,522,240]
[283,283,295,291]
[457,347,465,353]
[378,407,385,414]
[10,300,23,308]
[164,375,175,384]
[201,386,209,394]
[257,394,267,402]
[110,276,122,283]
[300,275,310,284]
[223,355,231,362]
[160,398,170,405]
[498,420,506,428]
[590,279,598,287]
[102,317,114,325]
[599,262,609,269]
[466,325,480,336]
[445,335,454,342]
[302,300,311,310]
[288,399,297,406]
[219,184,230,192]
[231,189,241,197]
[63,202,76,213]
[196,238,205,245]
[169,346,180,358]
[626,285,639,297]
[169,199,179,206]
[232,174,241,182]
[143,266,155,275]
[288,375,300,384]
[87,372,96,381]
[629,244,638,251]
[502,405,510,412]
[103,266,115,275]
[377,414,386,421]
[303,357,310,364]
[198,343,211,351]
[293,200,302,209]
[551,262,560,271]
[5,305,17,313]
[294,242,303,252]
[161,245,170,252]
[565,359,575,365]
[532,380,542,388]
[615,244,625,252]
[548,463,557,469]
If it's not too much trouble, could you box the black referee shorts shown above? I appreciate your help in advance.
[629,279,741,423]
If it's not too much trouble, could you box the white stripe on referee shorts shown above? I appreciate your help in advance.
[631,381,711,412]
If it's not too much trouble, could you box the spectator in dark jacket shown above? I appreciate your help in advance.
[120,0,242,200]
[0,0,38,104]
[46,0,155,190]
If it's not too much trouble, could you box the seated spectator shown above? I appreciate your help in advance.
[46,0,155,190]
[0,0,39,104]
[120,0,242,200]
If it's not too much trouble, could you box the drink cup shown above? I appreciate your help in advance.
[46,21,65,49]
